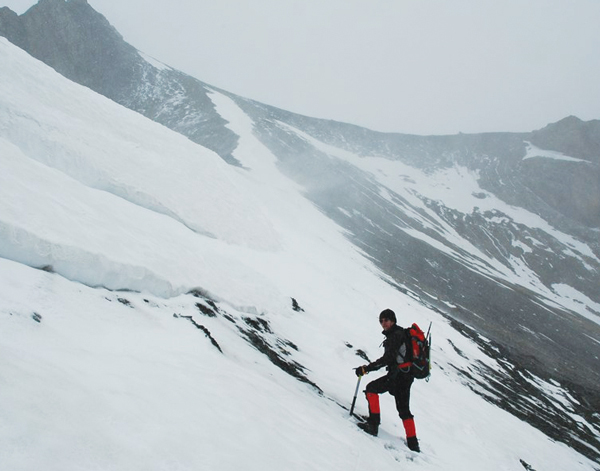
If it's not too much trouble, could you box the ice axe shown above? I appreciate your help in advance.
[349,375,362,417]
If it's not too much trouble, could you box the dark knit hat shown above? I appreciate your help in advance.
[379,309,396,323]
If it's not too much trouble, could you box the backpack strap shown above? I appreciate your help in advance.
[397,327,413,371]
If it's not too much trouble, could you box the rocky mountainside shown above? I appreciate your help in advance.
[2,0,600,461]
[0,0,238,162]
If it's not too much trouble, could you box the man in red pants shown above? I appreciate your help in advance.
[355,309,420,452]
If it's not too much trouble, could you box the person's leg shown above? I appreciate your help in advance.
[358,376,389,436]
[394,375,420,452]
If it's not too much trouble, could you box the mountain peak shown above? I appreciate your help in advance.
[0,6,21,39]
[530,115,600,164]
[0,0,141,101]
[542,115,583,130]
[0,6,18,16]
[36,0,89,8]
[0,0,241,162]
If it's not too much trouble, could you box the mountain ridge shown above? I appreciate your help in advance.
[0,0,240,162]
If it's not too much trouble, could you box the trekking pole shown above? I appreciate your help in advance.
[426,323,432,382]
[349,375,362,417]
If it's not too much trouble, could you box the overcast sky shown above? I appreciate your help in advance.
[3,0,600,135]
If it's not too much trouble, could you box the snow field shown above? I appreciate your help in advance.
[0,36,598,470]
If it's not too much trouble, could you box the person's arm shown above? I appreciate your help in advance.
[355,330,405,375]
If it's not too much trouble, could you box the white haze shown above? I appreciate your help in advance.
[2,0,600,135]
[1,37,598,470]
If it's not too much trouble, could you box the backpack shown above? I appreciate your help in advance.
[398,323,431,380]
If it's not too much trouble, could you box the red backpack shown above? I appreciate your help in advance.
[399,323,431,380]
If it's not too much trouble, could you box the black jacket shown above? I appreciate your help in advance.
[367,323,410,373]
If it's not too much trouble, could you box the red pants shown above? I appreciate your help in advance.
[365,373,417,438]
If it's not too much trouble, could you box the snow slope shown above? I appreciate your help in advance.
[1,37,598,470]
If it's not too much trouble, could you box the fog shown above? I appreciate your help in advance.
[3,0,600,135]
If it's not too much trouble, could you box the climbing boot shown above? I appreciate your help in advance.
[407,436,420,452]
[357,421,379,436]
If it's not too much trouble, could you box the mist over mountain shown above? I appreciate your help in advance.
[1,0,600,466]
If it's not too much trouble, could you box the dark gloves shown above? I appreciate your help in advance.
[355,365,369,377]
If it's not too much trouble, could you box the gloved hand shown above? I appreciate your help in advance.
[355,365,369,377]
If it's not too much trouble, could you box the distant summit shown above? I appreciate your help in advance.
[531,115,600,163]
[0,0,133,97]
[0,0,240,162]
